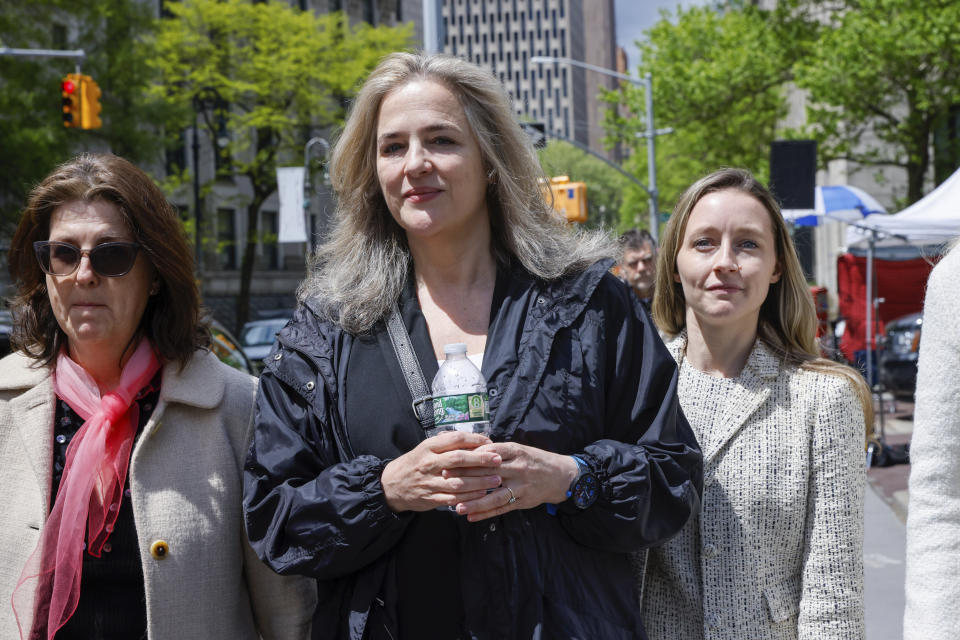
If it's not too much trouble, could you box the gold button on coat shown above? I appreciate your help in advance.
[150,540,169,559]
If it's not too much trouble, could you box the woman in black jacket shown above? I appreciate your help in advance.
[242,52,702,640]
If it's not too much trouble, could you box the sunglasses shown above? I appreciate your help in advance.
[33,241,141,277]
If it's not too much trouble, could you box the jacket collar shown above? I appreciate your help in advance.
[158,349,226,409]
[0,351,51,391]
[665,330,782,464]
[0,353,56,503]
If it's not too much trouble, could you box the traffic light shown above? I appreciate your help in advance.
[79,75,102,130]
[545,176,588,223]
[61,73,82,128]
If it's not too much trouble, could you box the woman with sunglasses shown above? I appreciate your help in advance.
[0,153,314,639]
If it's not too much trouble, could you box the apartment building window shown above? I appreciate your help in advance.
[166,129,187,176]
[216,208,237,271]
[52,24,67,48]
[562,67,568,98]
[934,105,960,185]
[260,210,280,270]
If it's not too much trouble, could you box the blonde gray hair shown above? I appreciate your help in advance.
[653,168,873,431]
[299,51,615,334]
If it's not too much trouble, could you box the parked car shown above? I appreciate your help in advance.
[878,312,922,400]
[209,318,256,376]
[240,316,290,374]
[0,310,11,358]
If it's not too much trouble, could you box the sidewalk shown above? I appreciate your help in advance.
[867,395,913,524]
[864,393,912,640]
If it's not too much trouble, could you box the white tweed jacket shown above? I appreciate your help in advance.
[904,245,960,639]
[0,349,315,639]
[641,334,865,640]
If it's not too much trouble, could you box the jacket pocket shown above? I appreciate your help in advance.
[763,580,801,623]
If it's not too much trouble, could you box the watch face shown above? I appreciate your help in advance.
[572,473,599,509]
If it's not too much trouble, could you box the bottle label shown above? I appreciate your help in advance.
[432,392,489,427]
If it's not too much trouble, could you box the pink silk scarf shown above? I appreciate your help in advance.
[12,339,161,639]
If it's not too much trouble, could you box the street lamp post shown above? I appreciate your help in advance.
[191,86,226,284]
[529,56,672,242]
[303,136,330,255]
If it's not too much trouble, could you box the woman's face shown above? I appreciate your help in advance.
[375,79,490,241]
[674,189,781,332]
[45,199,156,359]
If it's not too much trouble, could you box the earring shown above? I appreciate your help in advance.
[487,168,496,184]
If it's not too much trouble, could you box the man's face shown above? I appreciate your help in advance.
[621,242,657,298]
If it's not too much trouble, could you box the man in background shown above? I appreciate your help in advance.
[618,228,657,311]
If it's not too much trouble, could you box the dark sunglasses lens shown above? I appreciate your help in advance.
[91,244,138,276]
[42,243,82,275]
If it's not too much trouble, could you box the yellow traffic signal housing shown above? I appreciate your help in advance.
[79,75,102,130]
[61,73,82,128]
[546,176,588,223]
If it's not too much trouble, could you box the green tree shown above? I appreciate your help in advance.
[602,4,812,221]
[0,0,163,232]
[537,140,630,230]
[792,0,960,204]
[151,0,412,333]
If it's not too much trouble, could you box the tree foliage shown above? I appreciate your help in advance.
[792,0,960,203]
[0,0,163,233]
[603,4,805,221]
[605,0,960,215]
[150,0,412,332]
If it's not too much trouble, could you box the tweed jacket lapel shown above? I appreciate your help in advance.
[0,353,56,514]
[665,331,781,464]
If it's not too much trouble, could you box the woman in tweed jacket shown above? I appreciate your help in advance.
[643,168,871,640]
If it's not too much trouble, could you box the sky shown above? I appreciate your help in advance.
[615,0,710,72]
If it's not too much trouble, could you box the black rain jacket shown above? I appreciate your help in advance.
[243,259,703,640]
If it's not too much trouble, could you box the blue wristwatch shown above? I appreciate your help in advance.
[566,455,599,510]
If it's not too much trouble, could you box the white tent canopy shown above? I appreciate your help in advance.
[846,166,960,249]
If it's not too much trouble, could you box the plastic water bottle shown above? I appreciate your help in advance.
[428,343,490,438]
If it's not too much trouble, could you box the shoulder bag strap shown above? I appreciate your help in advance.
[385,303,434,431]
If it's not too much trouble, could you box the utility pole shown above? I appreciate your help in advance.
[530,56,672,242]
[303,136,330,254]
[422,0,443,54]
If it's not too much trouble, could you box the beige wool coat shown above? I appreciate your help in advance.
[0,349,315,639]
[641,334,865,640]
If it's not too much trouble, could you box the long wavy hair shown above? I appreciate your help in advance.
[8,153,209,368]
[653,168,873,428]
[300,52,615,334]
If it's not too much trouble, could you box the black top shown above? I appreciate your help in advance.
[343,274,508,639]
[47,371,161,640]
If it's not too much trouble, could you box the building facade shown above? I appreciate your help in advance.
[440,0,617,158]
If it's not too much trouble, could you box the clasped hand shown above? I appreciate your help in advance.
[381,431,577,522]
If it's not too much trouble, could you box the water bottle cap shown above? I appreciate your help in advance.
[443,343,468,355]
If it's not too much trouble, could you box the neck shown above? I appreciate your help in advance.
[633,285,652,300]
[683,313,757,378]
[408,225,496,291]
[68,339,135,393]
